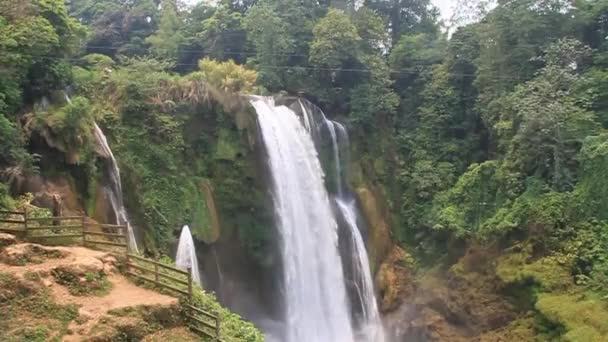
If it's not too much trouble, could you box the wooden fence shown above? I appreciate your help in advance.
[125,253,221,340]
[0,210,128,252]
[0,210,220,340]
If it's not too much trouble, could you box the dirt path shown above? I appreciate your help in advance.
[0,243,179,341]
[60,273,178,341]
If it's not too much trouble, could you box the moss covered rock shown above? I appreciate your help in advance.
[536,293,608,341]
[356,184,392,269]
[375,245,415,312]
[496,244,574,291]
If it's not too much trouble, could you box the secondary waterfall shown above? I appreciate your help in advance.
[93,123,138,252]
[337,199,385,341]
[251,97,355,341]
[176,225,201,285]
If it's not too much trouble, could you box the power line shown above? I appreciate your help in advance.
[0,51,523,81]
[84,44,310,57]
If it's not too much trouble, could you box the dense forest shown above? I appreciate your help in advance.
[2,0,608,340]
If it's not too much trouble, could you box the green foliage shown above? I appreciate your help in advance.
[0,0,85,111]
[310,9,360,69]
[146,0,185,61]
[0,113,32,169]
[198,6,245,62]
[0,272,79,341]
[3,1,608,340]
[243,4,294,90]
[52,269,112,296]
[198,58,258,93]
[189,289,264,342]
[495,245,574,291]
[536,293,608,341]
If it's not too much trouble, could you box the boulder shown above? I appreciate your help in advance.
[0,243,67,266]
[53,256,104,277]
[0,233,17,250]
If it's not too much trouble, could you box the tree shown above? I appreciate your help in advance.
[243,5,294,90]
[310,9,360,69]
[147,0,185,61]
[198,58,258,93]
[365,0,440,43]
[0,0,85,111]
[197,6,246,63]
[501,39,599,191]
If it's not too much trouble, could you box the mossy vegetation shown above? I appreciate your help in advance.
[88,304,185,341]
[52,269,112,296]
[0,272,79,341]
[536,293,608,341]
[126,256,264,341]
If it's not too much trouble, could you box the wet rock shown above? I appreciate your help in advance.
[356,185,392,269]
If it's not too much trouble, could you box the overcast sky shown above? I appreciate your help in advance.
[432,0,454,21]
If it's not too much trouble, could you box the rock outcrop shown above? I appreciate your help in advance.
[0,243,67,265]
[356,185,393,269]
[0,233,17,249]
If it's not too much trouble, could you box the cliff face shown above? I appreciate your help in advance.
[7,90,605,342]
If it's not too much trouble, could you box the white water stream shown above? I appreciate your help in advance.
[251,97,355,342]
[93,123,138,252]
[300,101,385,342]
[176,225,201,285]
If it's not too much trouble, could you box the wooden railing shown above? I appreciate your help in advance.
[125,253,221,340]
[0,210,220,340]
[0,210,128,252]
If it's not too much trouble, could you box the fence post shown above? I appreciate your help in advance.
[215,316,220,340]
[23,207,28,239]
[81,216,86,245]
[187,267,193,303]
[154,262,159,283]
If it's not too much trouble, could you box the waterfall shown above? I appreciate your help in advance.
[251,97,355,342]
[176,225,201,285]
[337,199,385,341]
[300,100,385,341]
[93,123,138,252]
[326,120,343,196]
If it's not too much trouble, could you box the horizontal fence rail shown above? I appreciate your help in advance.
[126,253,191,297]
[0,210,220,340]
[125,253,220,340]
[0,211,128,252]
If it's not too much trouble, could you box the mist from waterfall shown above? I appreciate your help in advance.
[93,123,138,252]
[251,97,354,342]
[176,225,201,285]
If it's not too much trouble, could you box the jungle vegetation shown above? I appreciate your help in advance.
[2,0,608,339]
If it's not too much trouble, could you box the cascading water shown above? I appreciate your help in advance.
[337,199,385,341]
[326,120,343,196]
[251,97,355,342]
[93,123,138,252]
[176,225,201,285]
[300,100,385,341]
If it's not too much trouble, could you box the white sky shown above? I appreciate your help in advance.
[432,0,455,21]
